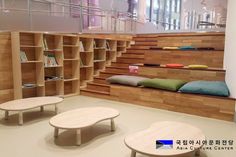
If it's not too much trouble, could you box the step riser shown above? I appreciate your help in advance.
[100,73,127,79]
[122,54,144,58]
[133,39,157,42]
[117,58,144,64]
[126,50,148,53]
[81,91,114,100]
[105,68,129,73]
[135,42,157,46]
[111,62,130,67]
[129,46,150,49]
[93,78,108,84]
[87,84,110,92]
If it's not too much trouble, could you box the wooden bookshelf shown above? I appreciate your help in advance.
[94,39,106,76]
[43,34,64,96]
[105,40,117,65]
[63,35,80,96]
[117,41,127,57]
[11,31,131,99]
[11,32,45,99]
[79,37,94,87]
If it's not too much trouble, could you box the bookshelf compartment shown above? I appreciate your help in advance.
[63,47,79,59]
[64,80,79,96]
[126,41,131,48]
[94,61,105,76]
[64,60,79,80]
[21,63,44,87]
[117,41,126,47]
[63,36,79,46]
[45,81,63,96]
[22,86,44,98]
[20,47,43,62]
[80,38,93,52]
[94,49,106,61]
[45,67,63,82]
[80,67,93,86]
[80,51,93,67]
[94,39,106,49]
[43,34,62,50]
[106,40,117,51]
[19,32,42,47]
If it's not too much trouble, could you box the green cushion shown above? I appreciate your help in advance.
[138,78,187,91]
[188,65,208,69]
[179,81,230,97]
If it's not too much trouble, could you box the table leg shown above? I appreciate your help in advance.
[195,149,200,156]
[55,104,58,114]
[54,128,59,138]
[76,129,81,146]
[131,150,136,157]
[40,106,44,112]
[111,119,115,131]
[19,111,23,125]
[4,111,9,120]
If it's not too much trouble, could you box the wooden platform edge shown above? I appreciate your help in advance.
[109,85,235,121]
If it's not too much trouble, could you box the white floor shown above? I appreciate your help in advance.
[0,95,236,157]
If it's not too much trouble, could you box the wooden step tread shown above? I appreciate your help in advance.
[87,82,110,87]
[123,52,145,55]
[106,66,128,69]
[140,65,226,72]
[80,88,110,95]
[100,71,127,75]
[118,56,145,59]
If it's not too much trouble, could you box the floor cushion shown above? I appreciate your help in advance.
[179,81,230,97]
[188,65,208,69]
[106,75,149,87]
[138,78,187,91]
[162,47,179,50]
[179,46,196,50]
[166,64,184,68]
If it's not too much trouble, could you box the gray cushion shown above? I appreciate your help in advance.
[107,75,149,87]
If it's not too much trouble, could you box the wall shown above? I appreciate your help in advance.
[224,0,236,101]
[0,32,14,103]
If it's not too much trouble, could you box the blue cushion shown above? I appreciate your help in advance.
[179,81,230,97]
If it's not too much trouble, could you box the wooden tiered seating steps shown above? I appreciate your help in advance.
[80,35,156,97]
[81,32,235,121]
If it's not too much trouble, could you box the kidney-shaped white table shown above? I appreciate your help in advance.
[124,121,205,157]
[49,107,120,146]
[0,96,63,125]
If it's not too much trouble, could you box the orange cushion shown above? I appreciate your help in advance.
[165,64,184,68]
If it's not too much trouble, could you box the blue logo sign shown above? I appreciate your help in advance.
[156,140,173,149]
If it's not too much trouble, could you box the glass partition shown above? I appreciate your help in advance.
[145,0,228,32]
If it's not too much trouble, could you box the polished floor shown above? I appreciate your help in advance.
[0,95,236,157]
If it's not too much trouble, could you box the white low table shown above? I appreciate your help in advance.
[49,107,120,146]
[0,96,63,125]
[125,121,205,157]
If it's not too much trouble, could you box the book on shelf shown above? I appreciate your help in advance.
[44,53,58,67]
[43,38,48,50]
[79,41,84,52]
[22,83,37,88]
[80,58,84,67]
[20,50,28,62]
[93,40,97,48]
[45,76,63,81]
[106,41,110,50]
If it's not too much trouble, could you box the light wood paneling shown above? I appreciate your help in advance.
[144,50,224,68]
[0,32,14,103]
[110,85,235,121]
[138,66,225,81]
